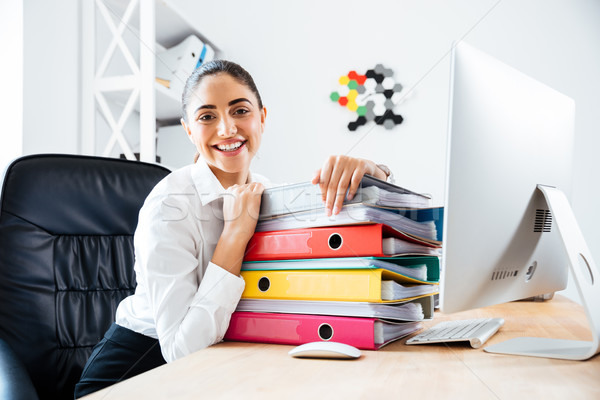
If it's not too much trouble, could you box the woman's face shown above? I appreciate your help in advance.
[182,73,266,182]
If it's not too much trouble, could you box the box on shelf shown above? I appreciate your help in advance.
[155,34,215,101]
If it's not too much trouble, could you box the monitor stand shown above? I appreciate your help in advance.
[484,184,600,360]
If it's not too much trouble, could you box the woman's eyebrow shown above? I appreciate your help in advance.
[229,98,252,106]
[194,104,216,114]
[194,98,252,114]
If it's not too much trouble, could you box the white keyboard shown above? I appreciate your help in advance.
[405,318,504,349]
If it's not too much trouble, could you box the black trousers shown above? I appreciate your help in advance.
[74,323,166,398]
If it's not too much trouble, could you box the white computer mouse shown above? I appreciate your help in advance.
[288,341,361,359]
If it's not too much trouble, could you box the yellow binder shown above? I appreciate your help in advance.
[240,268,438,303]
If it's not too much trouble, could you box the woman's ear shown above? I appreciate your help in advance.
[260,107,267,133]
[181,118,194,143]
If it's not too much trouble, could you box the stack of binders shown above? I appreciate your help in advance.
[224,175,443,350]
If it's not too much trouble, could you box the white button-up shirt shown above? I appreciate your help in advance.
[116,158,271,363]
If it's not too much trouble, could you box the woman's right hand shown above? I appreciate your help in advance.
[221,182,265,246]
[212,182,264,276]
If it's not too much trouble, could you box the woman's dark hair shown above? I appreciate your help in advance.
[181,59,263,123]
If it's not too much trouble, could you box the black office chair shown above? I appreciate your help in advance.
[0,154,170,400]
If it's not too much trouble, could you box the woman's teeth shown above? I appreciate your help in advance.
[216,141,244,152]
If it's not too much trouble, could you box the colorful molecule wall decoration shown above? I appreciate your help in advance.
[330,64,404,131]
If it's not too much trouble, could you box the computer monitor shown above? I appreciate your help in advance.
[440,42,600,360]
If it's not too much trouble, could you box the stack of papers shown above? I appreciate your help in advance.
[361,186,431,208]
[382,237,442,256]
[256,203,439,244]
[259,174,431,220]
[381,281,438,300]
[242,257,430,282]
[235,298,428,321]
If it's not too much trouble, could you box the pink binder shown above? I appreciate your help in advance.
[224,312,421,350]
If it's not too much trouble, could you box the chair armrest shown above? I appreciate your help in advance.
[0,337,39,400]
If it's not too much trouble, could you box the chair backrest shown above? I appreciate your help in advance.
[0,154,170,399]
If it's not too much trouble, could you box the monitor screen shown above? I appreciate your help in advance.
[440,42,575,314]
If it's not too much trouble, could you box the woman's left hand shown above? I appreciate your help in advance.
[311,155,388,216]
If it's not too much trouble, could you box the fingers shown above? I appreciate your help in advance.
[246,182,265,220]
[315,155,372,216]
[347,168,363,200]
[226,182,265,196]
[323,165,345,215]
[223,182,265,226]
[311,169,321,185]
[330,170,353,216]
[318,159,334,203]
[246,181,265,195]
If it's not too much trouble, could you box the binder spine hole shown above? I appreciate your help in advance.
[318,323,334,341]
[328,233,343,250]
[258,277,270,292]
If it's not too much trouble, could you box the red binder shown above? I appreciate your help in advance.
[244,223,438,261]
[224,311,421,350]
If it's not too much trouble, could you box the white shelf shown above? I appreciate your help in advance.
[103,0,218,50]
[100,80,181,126]
[82,0,219,162]
[155,82,183,125]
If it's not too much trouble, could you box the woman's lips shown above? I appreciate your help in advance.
[213,140,247,157]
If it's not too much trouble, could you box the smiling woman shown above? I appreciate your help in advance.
[181,62,266,188]
[74,60,391,398]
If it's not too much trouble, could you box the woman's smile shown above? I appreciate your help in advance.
[213,139,248,156]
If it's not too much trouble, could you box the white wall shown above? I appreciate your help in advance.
[170,0,600,201]
[22,0,81,155]
[168,0,488,198]
[0,1,24,170]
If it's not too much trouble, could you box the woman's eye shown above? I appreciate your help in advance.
[198,114,214,121]
[234,108,249,115]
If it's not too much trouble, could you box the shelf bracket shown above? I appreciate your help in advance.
[81,0,156,162]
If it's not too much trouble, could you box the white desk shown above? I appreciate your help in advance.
[84,296,600,399]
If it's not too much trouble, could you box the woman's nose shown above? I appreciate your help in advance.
[218,117,237,137]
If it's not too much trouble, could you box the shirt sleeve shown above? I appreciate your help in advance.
[134,192,245,363]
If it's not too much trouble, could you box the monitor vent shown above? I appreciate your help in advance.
[534,209,552,233]
[491,270,519,281]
